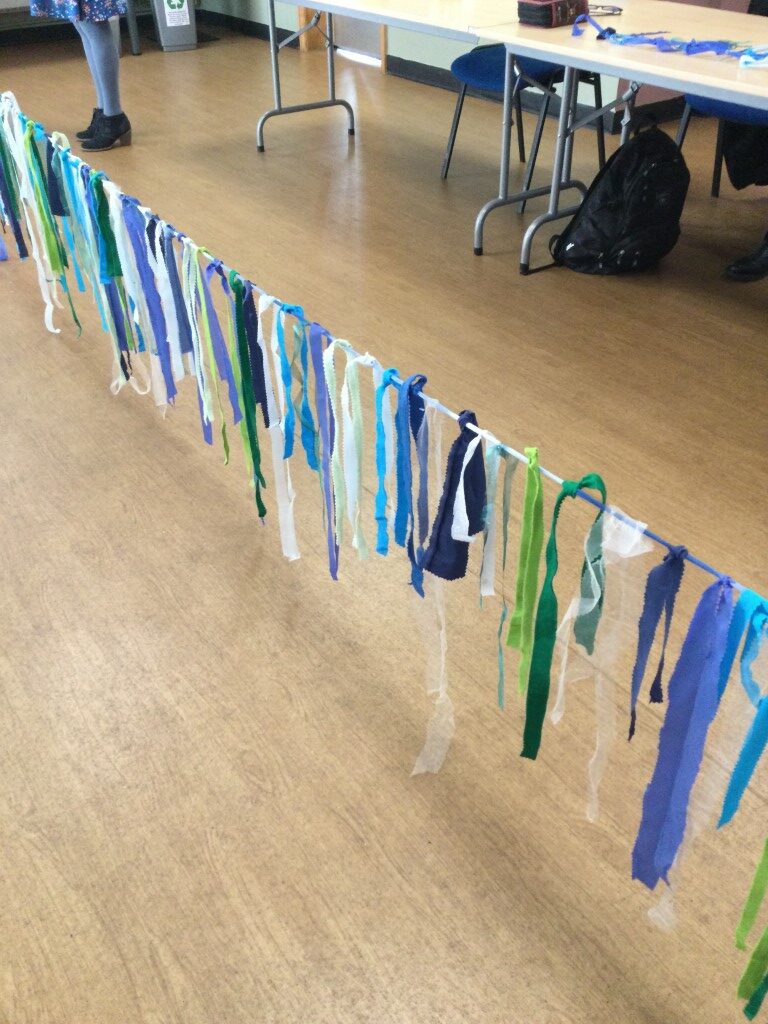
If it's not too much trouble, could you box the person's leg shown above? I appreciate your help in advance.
[77,19,121,116]
[71,18,105,109]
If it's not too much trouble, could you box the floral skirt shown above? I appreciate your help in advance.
[29,0,127,21]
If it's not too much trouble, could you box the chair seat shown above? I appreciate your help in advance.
[450,44,561,93]
[685,94,768,126]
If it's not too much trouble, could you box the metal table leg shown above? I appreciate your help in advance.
[256,1,355,152]
[519,65,583,274]
[473,56,586,257]
[125,0,141,56]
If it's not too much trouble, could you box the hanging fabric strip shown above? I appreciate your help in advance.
[200,258,242,424]
[273,303,304,459]
[309,322,340,580]
[421,411,486,583]
[550,511,652,820]
[413,409,456,775]
[495,451,518,709]
[374,367,398,556]
[0,119,28,258]
[632,577,734,890]
[298,317,319,472]
[628,545,688,739]
[256,295,300,560]
[322,339,348,547]
[741,937,768,1007]
[738,839,768,952]
[341,349,380,559]
[480,443,503,600]
[243,281,270,428]
[1,97,61,331]
[718,591,768,828]
[521,473,607,761]
[393,373,428,594]
[229,271,267,518]
[506,447,545,695]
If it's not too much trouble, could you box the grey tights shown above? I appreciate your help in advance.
[71,19,122,117]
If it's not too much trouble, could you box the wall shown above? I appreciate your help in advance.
[199,0,297,29]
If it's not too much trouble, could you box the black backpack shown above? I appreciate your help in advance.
[551,126,690,275]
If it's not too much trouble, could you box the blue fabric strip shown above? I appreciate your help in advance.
[632,578,734,890]
[628,546,687,739]
[122,203,176,404]
[374,368,398,557]
[718,592,768,827]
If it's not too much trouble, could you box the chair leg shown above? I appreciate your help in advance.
[519,91,551,214]
[711,118,725,198]
[593,75,606,168]
[441,84,467,180]
[676,103,693,148]
[514,89,526,164]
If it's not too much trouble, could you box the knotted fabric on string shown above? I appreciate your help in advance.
[0,117,28,258]
[374,367,398,556]
[394,373,428,594]
[628,545,688,739]
[229,270,267,519]
[309,323,340,580]
[549,512,651,820]
[421,411,486,583]
[482,447,518,708]
[632,577,734,890]
[718,590,768,828]
[257,295,300,560]
[521,473,607,761]
[506,447,544,696]
[274,303,305,459]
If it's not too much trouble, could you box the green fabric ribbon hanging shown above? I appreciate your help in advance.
[521,472,607,761]
[506,447,545,695]
[737,839,768,1018]
[229,271,267,519]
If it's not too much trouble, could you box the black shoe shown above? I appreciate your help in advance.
[76,107,103,141]
[725,234,768,282]
[81,112,132,152]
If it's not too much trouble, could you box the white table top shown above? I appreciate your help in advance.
[277,0,483,40]
[476,0,768,109]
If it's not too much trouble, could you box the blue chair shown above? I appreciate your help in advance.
[441,43,606,206]
[675,96,768,197]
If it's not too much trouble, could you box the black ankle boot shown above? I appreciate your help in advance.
[81,112,132,152]
[76,107,103,141]
[725,233,768,283]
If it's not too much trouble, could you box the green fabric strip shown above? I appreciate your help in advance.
[744,972,768,1020]
[521,473,607,761]
[91,172,122,281]
[229,272,266,519]
[506,447,544,695]
[738,839,768,951]
[740,927,768,1002]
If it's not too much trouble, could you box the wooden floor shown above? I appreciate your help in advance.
[1,28,767,1024]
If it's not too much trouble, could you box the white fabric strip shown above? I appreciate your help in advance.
[259,295,300,561]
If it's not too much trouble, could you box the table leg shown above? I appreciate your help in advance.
[256,1,355,152]
[519,64,585,275]
[473,56,586,258]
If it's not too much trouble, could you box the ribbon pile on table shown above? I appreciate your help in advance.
[2,90,767,1016]
[572,14,768,67]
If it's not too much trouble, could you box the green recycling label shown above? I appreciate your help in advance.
[164,0,190,26]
